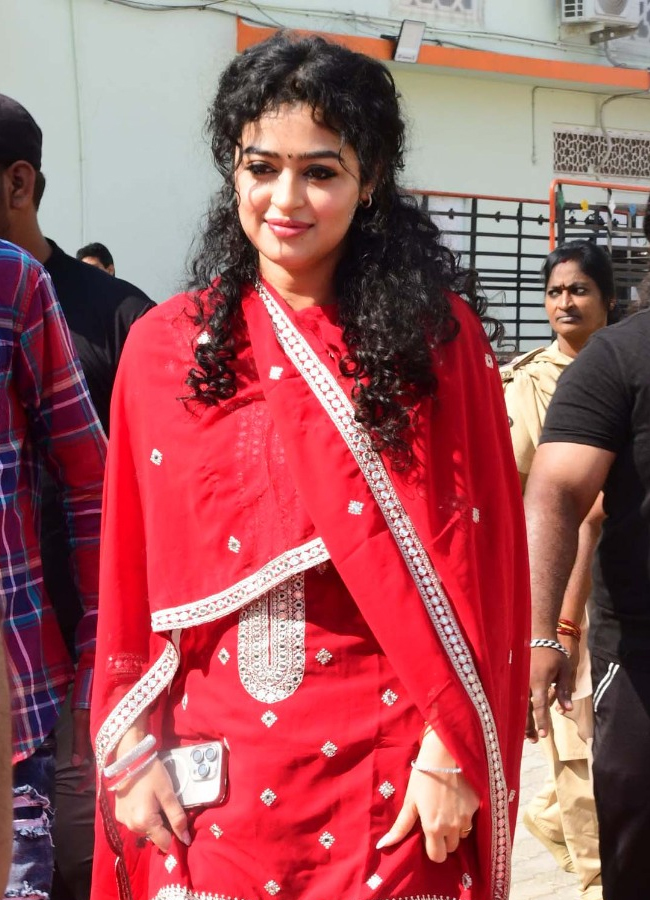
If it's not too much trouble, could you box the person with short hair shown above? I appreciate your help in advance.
[90,31,528,900]
[76,242,115,276]
[0,238,106,900]
[0,93,154,900]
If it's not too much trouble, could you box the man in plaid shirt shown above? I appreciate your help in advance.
[0,239,106,898]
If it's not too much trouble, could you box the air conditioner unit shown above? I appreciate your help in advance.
[561,0,639,27]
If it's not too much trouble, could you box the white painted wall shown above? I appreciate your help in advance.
[1,0,235,301]
[1,0,648,306]
[396,69,650,198]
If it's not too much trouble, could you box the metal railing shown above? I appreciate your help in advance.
[549,179,649,300]
[413,190,552,349]
[412,185,650,352]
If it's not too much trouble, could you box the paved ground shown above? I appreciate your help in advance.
[510,741,579,899]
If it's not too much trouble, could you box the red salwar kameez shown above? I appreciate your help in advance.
[91,281,529,900]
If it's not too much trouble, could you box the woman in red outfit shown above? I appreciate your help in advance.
[91,31,529,900]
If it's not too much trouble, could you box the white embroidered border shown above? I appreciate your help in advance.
[94,642,179,771]
[238,573,306,703]
[257,281,510,900]
[154,889,457,900]
[151,538,329,632]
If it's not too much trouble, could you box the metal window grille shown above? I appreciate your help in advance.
[554,128,650,180]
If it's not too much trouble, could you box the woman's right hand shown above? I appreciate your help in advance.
[114,757,190,854]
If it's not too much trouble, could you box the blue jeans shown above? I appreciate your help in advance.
[5,738,56,900]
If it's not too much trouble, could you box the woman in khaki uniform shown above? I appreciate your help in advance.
[502,240,617,900]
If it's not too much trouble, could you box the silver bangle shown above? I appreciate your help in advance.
[411,760,462,776]
[530,638,570,658]
[103,733,157,780]
[106,751,158,793]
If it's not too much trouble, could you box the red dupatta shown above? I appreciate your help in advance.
[91,281,529,900]
[241,279,529,900]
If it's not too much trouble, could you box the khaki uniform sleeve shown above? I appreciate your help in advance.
[502,374,537,487]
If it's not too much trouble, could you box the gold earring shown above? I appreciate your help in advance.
[360,192,373,209]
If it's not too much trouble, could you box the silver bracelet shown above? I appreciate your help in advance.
[411,760,462,776]
[103,733,157,780]
[529,638,570,658]
[106,751,158,793]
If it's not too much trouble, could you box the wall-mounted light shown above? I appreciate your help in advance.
[393,19,426,63]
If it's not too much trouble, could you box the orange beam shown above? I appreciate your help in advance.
[237,19,650,92]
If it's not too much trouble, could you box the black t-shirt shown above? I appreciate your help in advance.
[42,240,155,656]
[541,309,650,668]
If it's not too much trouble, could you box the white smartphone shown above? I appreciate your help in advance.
[159,740,229,809]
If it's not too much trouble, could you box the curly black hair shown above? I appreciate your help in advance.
[188,30,494,467]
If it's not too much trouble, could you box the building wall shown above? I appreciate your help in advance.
[1,1,234,301]
[1,0,648,306]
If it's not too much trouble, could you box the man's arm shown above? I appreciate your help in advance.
[525,442,614,737]
[556,494,604,673]
[0,638,11,895]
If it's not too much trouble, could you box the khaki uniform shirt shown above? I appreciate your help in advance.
[500,341,573,488]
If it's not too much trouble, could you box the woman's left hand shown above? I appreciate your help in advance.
[376,729,479,863]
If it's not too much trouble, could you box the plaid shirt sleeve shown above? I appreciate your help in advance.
[15,268,107,708]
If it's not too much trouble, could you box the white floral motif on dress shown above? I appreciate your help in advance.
[264,881,281,896]
[218,648,230,665]
[378,781,395,799]
[472,507,480,524]
[485,353,494,368]
[209,824,223,840]
[197,331,210,345]
[366,874,383,890]
[269,366,284,380]
[181,693,188,711]
[318,831,335,849]
[315,648,332,665]
[238,575,305,703]
[228,536,241,554]
[260,789,277,806]
[150,449,163,466]
[261,711,278,728]
[347,500,364,515]
[164,855,177,873]
[321,741,337,758]
[382,689,398,706]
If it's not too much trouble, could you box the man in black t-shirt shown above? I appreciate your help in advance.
[526,308,650,900]
[0,94,154,900]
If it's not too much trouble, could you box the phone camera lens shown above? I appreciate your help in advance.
[197,762,209,779]
[204,746,216,762]
[191,749,204,763]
